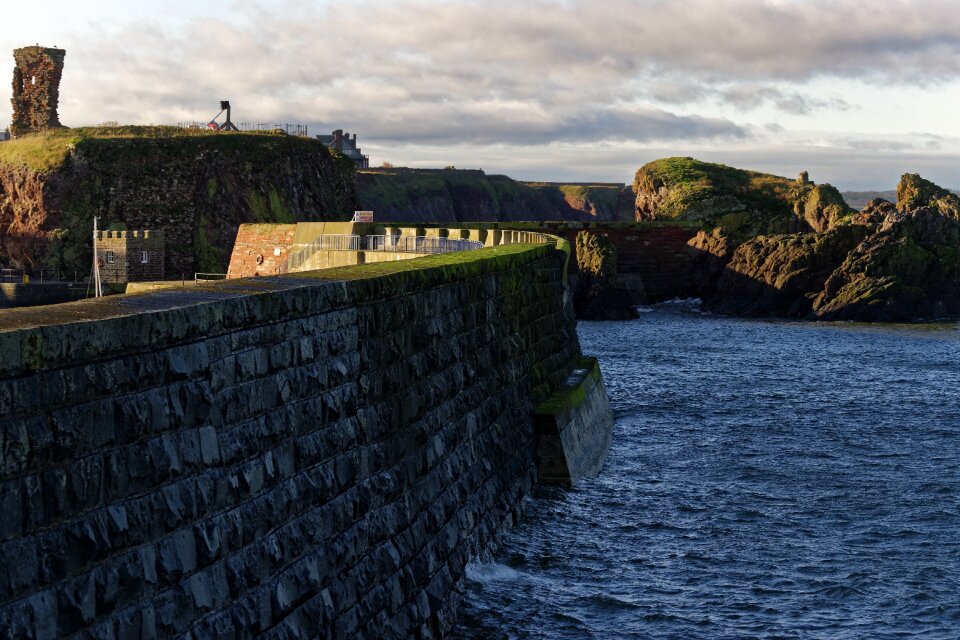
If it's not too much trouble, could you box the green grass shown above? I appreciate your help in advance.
[292,243,549,282]
[0,125,306,172]
[634,156,855,235]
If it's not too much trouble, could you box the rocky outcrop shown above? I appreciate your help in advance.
[686,227,736,297]
[573,230,642,320]
[0,126,358,274]
[794,183,851,232]
[851,197,896,227]
[704,226,868,317]
[678,171,960,322]
[633,157,853,237]
[814,207,960,321]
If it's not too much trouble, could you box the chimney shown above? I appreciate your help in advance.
[352,133,357,144]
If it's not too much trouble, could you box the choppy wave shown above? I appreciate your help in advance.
[452,303,960,639]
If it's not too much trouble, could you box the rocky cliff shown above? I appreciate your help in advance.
[357,168,633,223]
[572,230,642,320]
[689,171,960,322]
[0,126,358,274]
[634,157,853,236]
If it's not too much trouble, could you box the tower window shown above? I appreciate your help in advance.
[105,251,115,264]
[141,251,149,264]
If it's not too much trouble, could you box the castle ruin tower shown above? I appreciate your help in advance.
[10,46,66,137]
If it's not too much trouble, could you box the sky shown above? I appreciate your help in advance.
[3,0,960,189]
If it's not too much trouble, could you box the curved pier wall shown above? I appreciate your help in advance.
[0,243,585,639]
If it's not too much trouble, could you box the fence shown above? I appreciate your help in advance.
[195,273,228,282]
[363,235,484,254]
[175,122,310,137]
[0,268,85,284]
[287,235,362,271]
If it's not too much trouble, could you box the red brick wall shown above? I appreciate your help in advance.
[227,224,297,278]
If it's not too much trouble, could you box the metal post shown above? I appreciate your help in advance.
[92,216,103,297]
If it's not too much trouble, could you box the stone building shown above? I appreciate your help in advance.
[11,45,66,137]
[317,129,369,168]
[96,229,165,282]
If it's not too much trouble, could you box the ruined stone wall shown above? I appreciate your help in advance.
[11,47,65,137]
[0,243,583,639]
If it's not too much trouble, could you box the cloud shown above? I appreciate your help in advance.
[718,84,851,115]
[2,0,960,183]
[6,0,959,143]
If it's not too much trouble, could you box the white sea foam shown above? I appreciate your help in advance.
[464,562,522,583]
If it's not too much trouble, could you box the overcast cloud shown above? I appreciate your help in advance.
[3,0,960,187]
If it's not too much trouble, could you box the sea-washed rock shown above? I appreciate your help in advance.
[703,225,867,317]
[573,230,641,320]
[814,205,960,321]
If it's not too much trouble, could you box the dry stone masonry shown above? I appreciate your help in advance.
[0,242,611,639]
[96,230,165,283]
[11,46,65,137]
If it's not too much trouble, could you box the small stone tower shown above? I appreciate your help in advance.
[10,46,66,137]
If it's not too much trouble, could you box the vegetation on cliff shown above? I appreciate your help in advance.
[357,168,632,223]
[0,126,358,274]
[634,157,853,236]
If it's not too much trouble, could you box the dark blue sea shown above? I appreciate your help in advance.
[451,301,960,639]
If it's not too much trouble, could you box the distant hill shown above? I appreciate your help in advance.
[357,168,634,222]
[842,188,960,211]
[841,190,897,211]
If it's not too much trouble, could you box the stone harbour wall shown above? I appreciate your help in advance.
[0,243,586,639]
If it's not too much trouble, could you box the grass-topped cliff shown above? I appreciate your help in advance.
[634,157,854,236]
[357,168,633,223]
[0,126,357,274]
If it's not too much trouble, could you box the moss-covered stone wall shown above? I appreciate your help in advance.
[0,243,589,639]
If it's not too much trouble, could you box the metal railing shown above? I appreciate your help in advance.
[287,234,362,271]
[195,273,227,282]
[363,235,484,254]
[0,268,85,284]
[175,122,310,136]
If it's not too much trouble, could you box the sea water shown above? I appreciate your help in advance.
[451,301,960,639]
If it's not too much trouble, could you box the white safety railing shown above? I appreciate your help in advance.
[363,235,484,254]
[287,234,362,270]
[195,273,227,282]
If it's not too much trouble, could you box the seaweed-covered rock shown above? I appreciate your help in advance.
[814,207,960,321]
[633,157,853,236]
[573,230,641,320]
[704,225,868,317]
